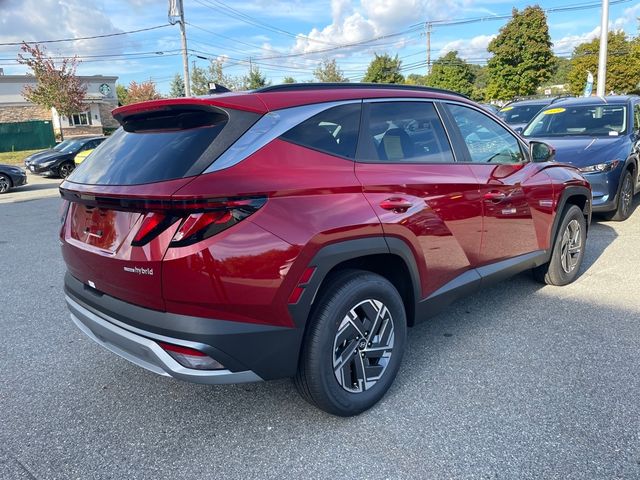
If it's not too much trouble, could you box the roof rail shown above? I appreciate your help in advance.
[255,82,470,99]
[549,94,574,104]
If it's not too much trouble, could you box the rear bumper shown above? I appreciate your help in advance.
[67,294,261,384]
[64,272,303,382]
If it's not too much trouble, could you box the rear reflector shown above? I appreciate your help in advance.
[158,342,225,370]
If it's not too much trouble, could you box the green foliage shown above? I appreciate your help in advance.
[209,58,245,90]
[547,56,571,86]
[313,58,349,82]
[424,51,475,97]
[245,66,269,89]
[282,76,296,84]
[405,73,427,85]
[486,6,554,100]
[17,42,87,118]
[190,64,210,95]
[470,64,488,101]
[363,53,404,83]
[567,32,640,95]
[116,84,129,106]
[169,73,185,97]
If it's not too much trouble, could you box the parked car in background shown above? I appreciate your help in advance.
[480,103,500,114]
[74,148,95,166]
[24,136,106,178]
[59,83,591,416]
[523,96,640,221]
[0,164,27,194]
[499,97,559,132]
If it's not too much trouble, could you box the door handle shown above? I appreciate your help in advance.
[379,197,414,212]
[483,191,506,202]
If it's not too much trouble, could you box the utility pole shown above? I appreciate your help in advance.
[426,22,432,75]
[178,0,191,96]
[596,0,609,97]
[170,0,191,96]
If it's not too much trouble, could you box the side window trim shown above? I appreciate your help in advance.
[440,100,529,165]
[205,100,361,173]
[355,99,457,164]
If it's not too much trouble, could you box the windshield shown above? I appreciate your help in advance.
[53,140,73,151]
[523,104,628,137]
[499,104,546,125]
[54,140,84,153]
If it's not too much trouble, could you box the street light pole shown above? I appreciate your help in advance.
[596,0,609,97]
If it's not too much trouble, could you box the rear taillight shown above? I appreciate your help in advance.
[131,213,179,247]
[59,190,266,248]
[158,342,225,370]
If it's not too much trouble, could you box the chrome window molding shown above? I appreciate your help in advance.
[204,100,361,173]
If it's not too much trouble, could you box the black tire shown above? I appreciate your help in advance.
[0,174,11,194]
[59,162,75,179]
[602,170,634,222]
[533,204,586,286]
[294,270,407,416]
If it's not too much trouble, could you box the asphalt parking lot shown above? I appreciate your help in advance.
[1,194,639,480]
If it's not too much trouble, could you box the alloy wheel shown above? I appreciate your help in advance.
[333,299,395,393]
[0,175,9,193]
[60,163,74,178]
[620,175,633,218]
[560,219,582,274]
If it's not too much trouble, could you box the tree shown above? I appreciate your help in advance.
[405,73,427,85]
[470,64,489,101]
[363,53,404,84]
[245,66,268,89]
[17,42,87,139]
[313,58,349,82]
[567,32,640,95]
[424,51,475,97]
[282,76,296,83]
[208,58,245,90]
[116,84,129,106]
[126,80,161,104]
[169,73,185,97]
[547,56,571,86]
[191,64,210,95]
[486,6,554,100]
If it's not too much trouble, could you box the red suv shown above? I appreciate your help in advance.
[60,84,591,416]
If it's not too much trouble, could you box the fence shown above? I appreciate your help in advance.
[0,120,56,152]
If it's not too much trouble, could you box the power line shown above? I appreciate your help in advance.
[0,24,172,47]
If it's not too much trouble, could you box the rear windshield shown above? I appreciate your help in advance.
[523,104,628,137]
[68,106,258,185]
[499,104,546,125]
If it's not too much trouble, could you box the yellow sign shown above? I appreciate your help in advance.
[499,106,514,112]
[543,107,566,115]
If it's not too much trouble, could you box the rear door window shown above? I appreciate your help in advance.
[279,103,362,159]
[68,106,259,185]
[357,101,454,163]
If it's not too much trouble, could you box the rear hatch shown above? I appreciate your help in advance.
[60,99,263,310]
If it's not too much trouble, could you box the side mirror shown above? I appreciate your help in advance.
[530,141,555,163]
[514,126,524,135]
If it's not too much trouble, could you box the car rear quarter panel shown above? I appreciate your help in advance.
[164,139,383,326]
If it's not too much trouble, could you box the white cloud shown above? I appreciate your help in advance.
[291,0,470,55]
[439,33,496,59]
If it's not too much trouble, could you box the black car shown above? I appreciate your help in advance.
[24,136,106,178]
[0,164,27,194]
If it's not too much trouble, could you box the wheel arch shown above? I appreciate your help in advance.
[288,237,421,334]
[550,186,592,244]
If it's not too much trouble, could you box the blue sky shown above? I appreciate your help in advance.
[1,0,639,94]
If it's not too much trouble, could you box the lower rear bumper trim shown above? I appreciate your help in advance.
[66,294,263,385]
